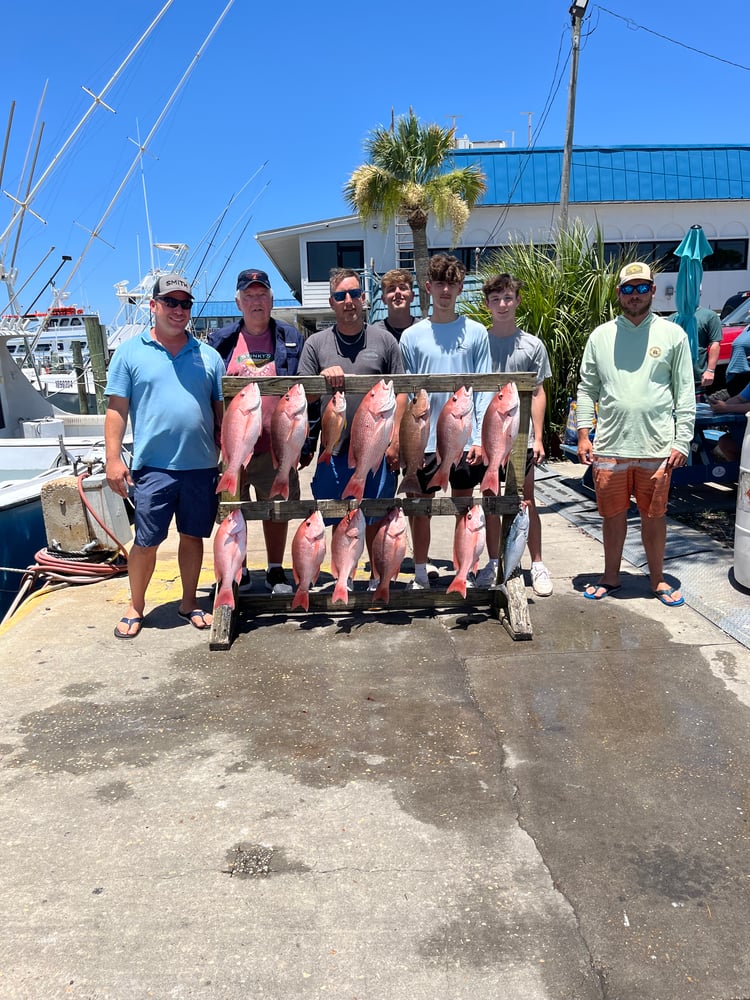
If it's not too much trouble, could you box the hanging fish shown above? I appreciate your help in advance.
[500,504,529,592]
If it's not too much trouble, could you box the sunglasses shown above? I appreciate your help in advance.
[331,287,362,302]
[157,295,193,310]
[619,282,652,295]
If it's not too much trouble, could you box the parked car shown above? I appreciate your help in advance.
[720,290,750,319]
[718,298,750,368]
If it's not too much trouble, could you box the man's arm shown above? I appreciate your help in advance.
[105,396,132,498]
[702,340,721,388]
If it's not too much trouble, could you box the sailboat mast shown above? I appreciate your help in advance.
[0,0,176,248]
[60,0,236,293]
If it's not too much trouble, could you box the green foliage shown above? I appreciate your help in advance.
[463,221,628,445]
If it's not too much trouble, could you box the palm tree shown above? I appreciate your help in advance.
[344,111,486,316]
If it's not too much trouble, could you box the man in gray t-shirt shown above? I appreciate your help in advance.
[297,268,406,581]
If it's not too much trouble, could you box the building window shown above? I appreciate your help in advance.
[307,241,364,282]
[603,239,749,273]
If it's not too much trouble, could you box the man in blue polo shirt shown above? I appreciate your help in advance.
[105,274,225,639]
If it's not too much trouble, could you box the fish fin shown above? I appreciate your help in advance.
[331,579,350,606]
[318,450,332,464]
[446,577,466,598]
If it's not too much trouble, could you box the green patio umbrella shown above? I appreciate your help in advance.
[673,224,713,361]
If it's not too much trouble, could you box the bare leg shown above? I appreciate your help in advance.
[177,533,212,625]
[115,543,157,636]
[641,514,681,602]
[523,468,543,564]
[583,510,629,599]
[409,514,431,564]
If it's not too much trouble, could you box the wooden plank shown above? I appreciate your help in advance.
[221,495,521,522]
[491,572,533,640]
[234,584,517,615]
[222,372,538,398]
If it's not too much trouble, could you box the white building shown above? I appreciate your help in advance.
[256,142,750,331]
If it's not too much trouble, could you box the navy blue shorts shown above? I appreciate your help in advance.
[311,450,396,524]
[131,467,219,547]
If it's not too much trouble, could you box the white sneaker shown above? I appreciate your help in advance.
[474,563,499,588]
[407,578,429,591]
[426,562,440,580]
[531,563,553,597]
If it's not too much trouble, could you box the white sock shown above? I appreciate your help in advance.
[414,562,429,584]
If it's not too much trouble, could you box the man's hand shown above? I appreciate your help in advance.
[466,445,483,465]
[577,436,594,465]
[321,365,345,391]
[666,448,688,469]
[106,458,133,498]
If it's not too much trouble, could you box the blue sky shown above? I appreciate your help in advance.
[1,0,747,324]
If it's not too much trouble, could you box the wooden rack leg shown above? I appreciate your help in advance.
[492,572,533,639]
[209,588,238,651]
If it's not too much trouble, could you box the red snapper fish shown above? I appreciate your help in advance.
[447,504,486,598]
[319,391,347,464]
[427,386,474,493]
[213,509,247,609]
[370,507,408,605]
[397,388,430,495]
[216,381,263,495]
[269,383,308,500]
[342,379,396,500]
[480,382,521,496]
[291,511,327,611]
[330,507,366,605]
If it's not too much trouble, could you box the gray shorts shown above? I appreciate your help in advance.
[241,450,301,502]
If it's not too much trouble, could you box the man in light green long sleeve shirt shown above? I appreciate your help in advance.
[576,262,696,607]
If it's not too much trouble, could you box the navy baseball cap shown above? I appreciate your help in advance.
[236,269,271,290]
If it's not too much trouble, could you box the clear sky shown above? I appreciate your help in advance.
[1,0,747,325]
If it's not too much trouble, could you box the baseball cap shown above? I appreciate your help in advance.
[152,274,193,299]
[236,268,271,290]
[618,262,653,285]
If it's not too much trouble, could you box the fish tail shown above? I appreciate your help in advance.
[331,579,350,606]
[427,464,449,493]
[318,449,332,465]
[446,576,467,598]
[479,468,499,496]
[398,473,420,494]
[341,474,364,500]
[290,588,309,612]
[371,581,391,605]
[214,586,236,609]
[269,474,289,500]
[216,470,237,495]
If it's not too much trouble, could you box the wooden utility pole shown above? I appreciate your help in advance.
[559,1,588,233]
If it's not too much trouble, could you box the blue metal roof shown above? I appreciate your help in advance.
[451,145,750,205]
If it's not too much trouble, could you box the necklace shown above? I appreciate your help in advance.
[334,324,365,352]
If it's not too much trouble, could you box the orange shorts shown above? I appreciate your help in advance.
[592,455,672,518]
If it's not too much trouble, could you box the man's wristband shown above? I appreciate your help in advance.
[706,369,715,374]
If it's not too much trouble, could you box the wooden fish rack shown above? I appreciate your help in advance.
[209,372,536,650]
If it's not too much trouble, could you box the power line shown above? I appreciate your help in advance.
[595,5,750,72]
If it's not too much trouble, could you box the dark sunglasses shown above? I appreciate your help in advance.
[331,287,362,302]
[158,295,193,310]
[619,282,652,295]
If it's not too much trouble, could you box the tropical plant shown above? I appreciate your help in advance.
[344,111,486,316]
[462,221,629,450]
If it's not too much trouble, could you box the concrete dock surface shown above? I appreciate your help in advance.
[1,460,750,999]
